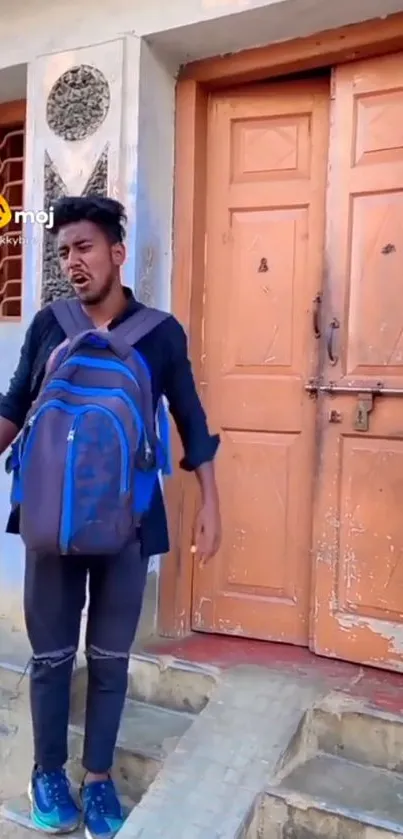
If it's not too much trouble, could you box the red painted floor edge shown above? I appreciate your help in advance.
[143,633,403,716]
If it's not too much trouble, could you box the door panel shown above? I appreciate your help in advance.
[312,54,403,670]
[192,79,329,642]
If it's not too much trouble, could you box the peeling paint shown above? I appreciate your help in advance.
[338,612,403,658]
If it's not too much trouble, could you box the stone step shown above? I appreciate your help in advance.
[68,697,196,800]
[308,691,403,772]
[127,653,219,713]
[259,753,403,838]
[70,652,219,719]
[1,648,219,724]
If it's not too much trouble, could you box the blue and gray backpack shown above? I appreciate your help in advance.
[10,299,172,556]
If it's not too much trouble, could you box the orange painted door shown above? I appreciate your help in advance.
[312,54,403,670]
[192,79,329,642]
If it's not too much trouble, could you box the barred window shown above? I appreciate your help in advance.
[0,102,25,319]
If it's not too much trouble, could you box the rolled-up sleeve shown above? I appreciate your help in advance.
[0,318,36,430]
[163,319,220,471]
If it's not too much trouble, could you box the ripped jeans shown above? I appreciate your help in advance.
[24,542,148,774]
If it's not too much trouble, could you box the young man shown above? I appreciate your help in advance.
[0,196,221,838]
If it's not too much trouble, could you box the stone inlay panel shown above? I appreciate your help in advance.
[41,148,108,305]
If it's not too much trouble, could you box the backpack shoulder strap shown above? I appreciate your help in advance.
[111,306,170,346]
[50,298,93,338]
[51,298,169,345]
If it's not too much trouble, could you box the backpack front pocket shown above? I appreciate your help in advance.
[59,405,134,555]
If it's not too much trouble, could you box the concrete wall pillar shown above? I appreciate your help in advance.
[0,36,176,644]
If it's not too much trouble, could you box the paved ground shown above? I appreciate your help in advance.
[0,680,34,839]
[118,666,323,839]
[0,821,32,838]
[0,661,323,839]
[4,625,403,839]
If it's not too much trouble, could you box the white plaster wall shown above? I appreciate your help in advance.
[23,42,126,317]
[135,41,175,313]
[0,322,27,633]
[0,64,26,103]
[0,0,403,72]
[0,31,176,634]
[135,41,176,577]
[0,36,149,634]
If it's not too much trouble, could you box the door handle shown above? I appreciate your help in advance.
[326,318,340,365]
[312,293,322,339]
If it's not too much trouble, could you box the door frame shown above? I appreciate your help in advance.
[0,100,25,126]
[159,11,403,638]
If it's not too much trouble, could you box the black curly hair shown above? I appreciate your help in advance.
[50,195,127,244]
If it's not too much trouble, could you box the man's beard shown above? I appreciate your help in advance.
[75,274,115,307]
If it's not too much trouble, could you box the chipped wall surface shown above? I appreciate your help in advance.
[0,0,402,636]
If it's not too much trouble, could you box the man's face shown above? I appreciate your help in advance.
[57,219,125,306]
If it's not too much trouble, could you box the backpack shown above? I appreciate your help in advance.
[10,298,172,557]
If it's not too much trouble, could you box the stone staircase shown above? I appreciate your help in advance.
[0,652,218,834]
[68,653,217,802]
[3,653,403,839]
[249,691,403,839]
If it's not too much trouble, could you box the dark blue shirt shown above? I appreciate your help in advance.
[0,288,219,557]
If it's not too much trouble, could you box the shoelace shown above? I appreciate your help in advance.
[41,771,72,805]
[84,782,121,818]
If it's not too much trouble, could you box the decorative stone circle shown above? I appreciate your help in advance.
[46,65,110,141]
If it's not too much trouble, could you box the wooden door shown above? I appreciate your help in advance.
[312,53,403,671]
[192,79,329,643]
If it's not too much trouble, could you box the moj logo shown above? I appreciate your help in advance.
[0,195,54,232]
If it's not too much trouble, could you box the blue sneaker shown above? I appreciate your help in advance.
[81,778,124,839]
[28,767,81,833]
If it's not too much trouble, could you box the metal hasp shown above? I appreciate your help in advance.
[304,380,403,433]
[354,393,373,432]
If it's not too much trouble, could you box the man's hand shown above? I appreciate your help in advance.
[193,496,221,565]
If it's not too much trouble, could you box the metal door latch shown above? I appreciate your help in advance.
[354,393,374,432]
